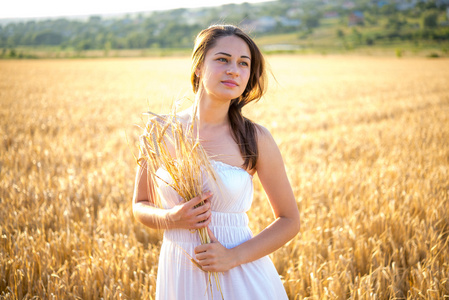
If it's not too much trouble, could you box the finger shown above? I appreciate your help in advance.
[202,198,211,208]
[188,192,212,208]
[195,252,208,261]
[202,215,212,227]
[207,226,219,243]
[194,202,211,215]
[202,192,213,200]
[193,215,211,229]
[194,244,207,254]
[201,265,213,272]
[187,195,203,208]
[196,209,211,221]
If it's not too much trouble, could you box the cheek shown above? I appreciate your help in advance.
[203,66,221,80]
[242,70,251,84]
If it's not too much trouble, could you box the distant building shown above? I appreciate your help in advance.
[256,16,277,32]
[182,9,206,25]
[342,1,356,9]
[372,0,433,10]
[376,0,389,8]
[397,0,417,11]
[348,11,364,26]
[241,16,277,33]
[436,0,449,7]
[324,11,340,19]
[286,7,304,18]
[241,15,300,33]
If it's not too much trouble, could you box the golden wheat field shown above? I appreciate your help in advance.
[1,54,448,299]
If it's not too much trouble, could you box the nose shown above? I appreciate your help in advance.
[226,62,239,76]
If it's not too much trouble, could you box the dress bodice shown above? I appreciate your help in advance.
[154,160,288,300]
[155,160,253,214]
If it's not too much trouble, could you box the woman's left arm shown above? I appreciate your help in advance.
[194,125,300,272]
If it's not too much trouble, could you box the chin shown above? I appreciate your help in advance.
[211,92,242,102]
[222,90,245,100]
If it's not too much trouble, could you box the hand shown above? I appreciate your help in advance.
[194,227,237,272]
[167,192,212,230]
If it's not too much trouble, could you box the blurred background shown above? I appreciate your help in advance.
[1,0,449,58]
[2,1,449,299]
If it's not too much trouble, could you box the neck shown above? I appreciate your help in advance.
[194,92,231,129]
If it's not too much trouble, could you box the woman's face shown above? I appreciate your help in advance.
[197,35,251,103]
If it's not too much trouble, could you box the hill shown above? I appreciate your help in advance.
[1,0,449,58]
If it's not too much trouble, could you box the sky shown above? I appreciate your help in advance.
[0,0,271,20]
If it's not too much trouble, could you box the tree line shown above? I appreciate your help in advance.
[1,0,448,55]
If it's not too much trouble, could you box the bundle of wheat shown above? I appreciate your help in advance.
[137,102,223,298]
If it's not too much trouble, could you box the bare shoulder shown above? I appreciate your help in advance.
[254,123,283,171]
[254,123,278,151]
[254,123,270,136]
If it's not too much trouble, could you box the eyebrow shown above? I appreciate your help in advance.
[214,52,251,60]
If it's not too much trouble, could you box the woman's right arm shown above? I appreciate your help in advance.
[132,161,213,230]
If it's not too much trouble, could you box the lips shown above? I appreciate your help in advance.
[222,80,238,88]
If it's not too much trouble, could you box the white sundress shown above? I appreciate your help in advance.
[155,160,288,300]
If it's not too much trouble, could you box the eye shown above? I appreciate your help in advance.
[240,61,249,67]
[217,57,228,63]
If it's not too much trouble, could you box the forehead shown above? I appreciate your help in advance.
[207,35,251,58]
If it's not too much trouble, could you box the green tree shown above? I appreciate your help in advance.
[33,31,63,45]
[352,28,363,45]
[303,13,321,29]
[422,10,439,29]
[337,29,345,39]
[386,15,407,31]
[380,3,397,15]
[126,32,147,49]
[104,41,111,57]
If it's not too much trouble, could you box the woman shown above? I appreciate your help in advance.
[133,24,300,299]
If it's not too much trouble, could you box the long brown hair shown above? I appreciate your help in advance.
[190,24,267,170]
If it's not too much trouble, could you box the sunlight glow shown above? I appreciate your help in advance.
[1,0,271,19]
